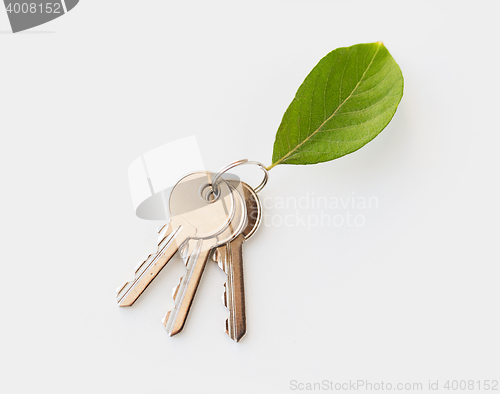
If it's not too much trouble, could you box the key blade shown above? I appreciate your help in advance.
[215,234,246,342]
[117,221,193,307]
[163,239,213,336]
[163,180,247,336]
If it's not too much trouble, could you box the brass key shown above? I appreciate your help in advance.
[213,181,261,342]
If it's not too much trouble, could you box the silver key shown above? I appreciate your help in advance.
[213,181,261,342]
[116,171,236,307]
[163,181,247,336]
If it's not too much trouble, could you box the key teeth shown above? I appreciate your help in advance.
[162,311,182,336]
[172,274,184,300]
[225,319,231,338]
[224,317,246,342]
[218,264,240,341]
[116,282,127,296]
[220,269,247,342]
[162,311,173,335]
[116,277,135,305]
[134,254,151,274]
[115,253,153,303]
[220,275,229,309]
[221,280,232,341]
[117,226,175,305]
[163,268,188,335]
[221,276,239,341]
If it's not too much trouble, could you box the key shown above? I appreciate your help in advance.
[163,180,247,336]
[116,171,236,307]
[213,181,261,342]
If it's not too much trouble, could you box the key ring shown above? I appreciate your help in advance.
[209,159,269,200]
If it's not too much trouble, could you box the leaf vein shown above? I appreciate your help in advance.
[271,43,383,167]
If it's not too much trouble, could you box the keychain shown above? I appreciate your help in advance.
[116,42,404,342]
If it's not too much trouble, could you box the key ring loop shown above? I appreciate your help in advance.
[211,159,269,194]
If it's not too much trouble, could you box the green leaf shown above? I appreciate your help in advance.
[268,42,403,170]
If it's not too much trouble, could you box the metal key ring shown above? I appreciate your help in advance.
[211,159,269,196]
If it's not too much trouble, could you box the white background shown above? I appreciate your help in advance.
[1,1,499,393]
